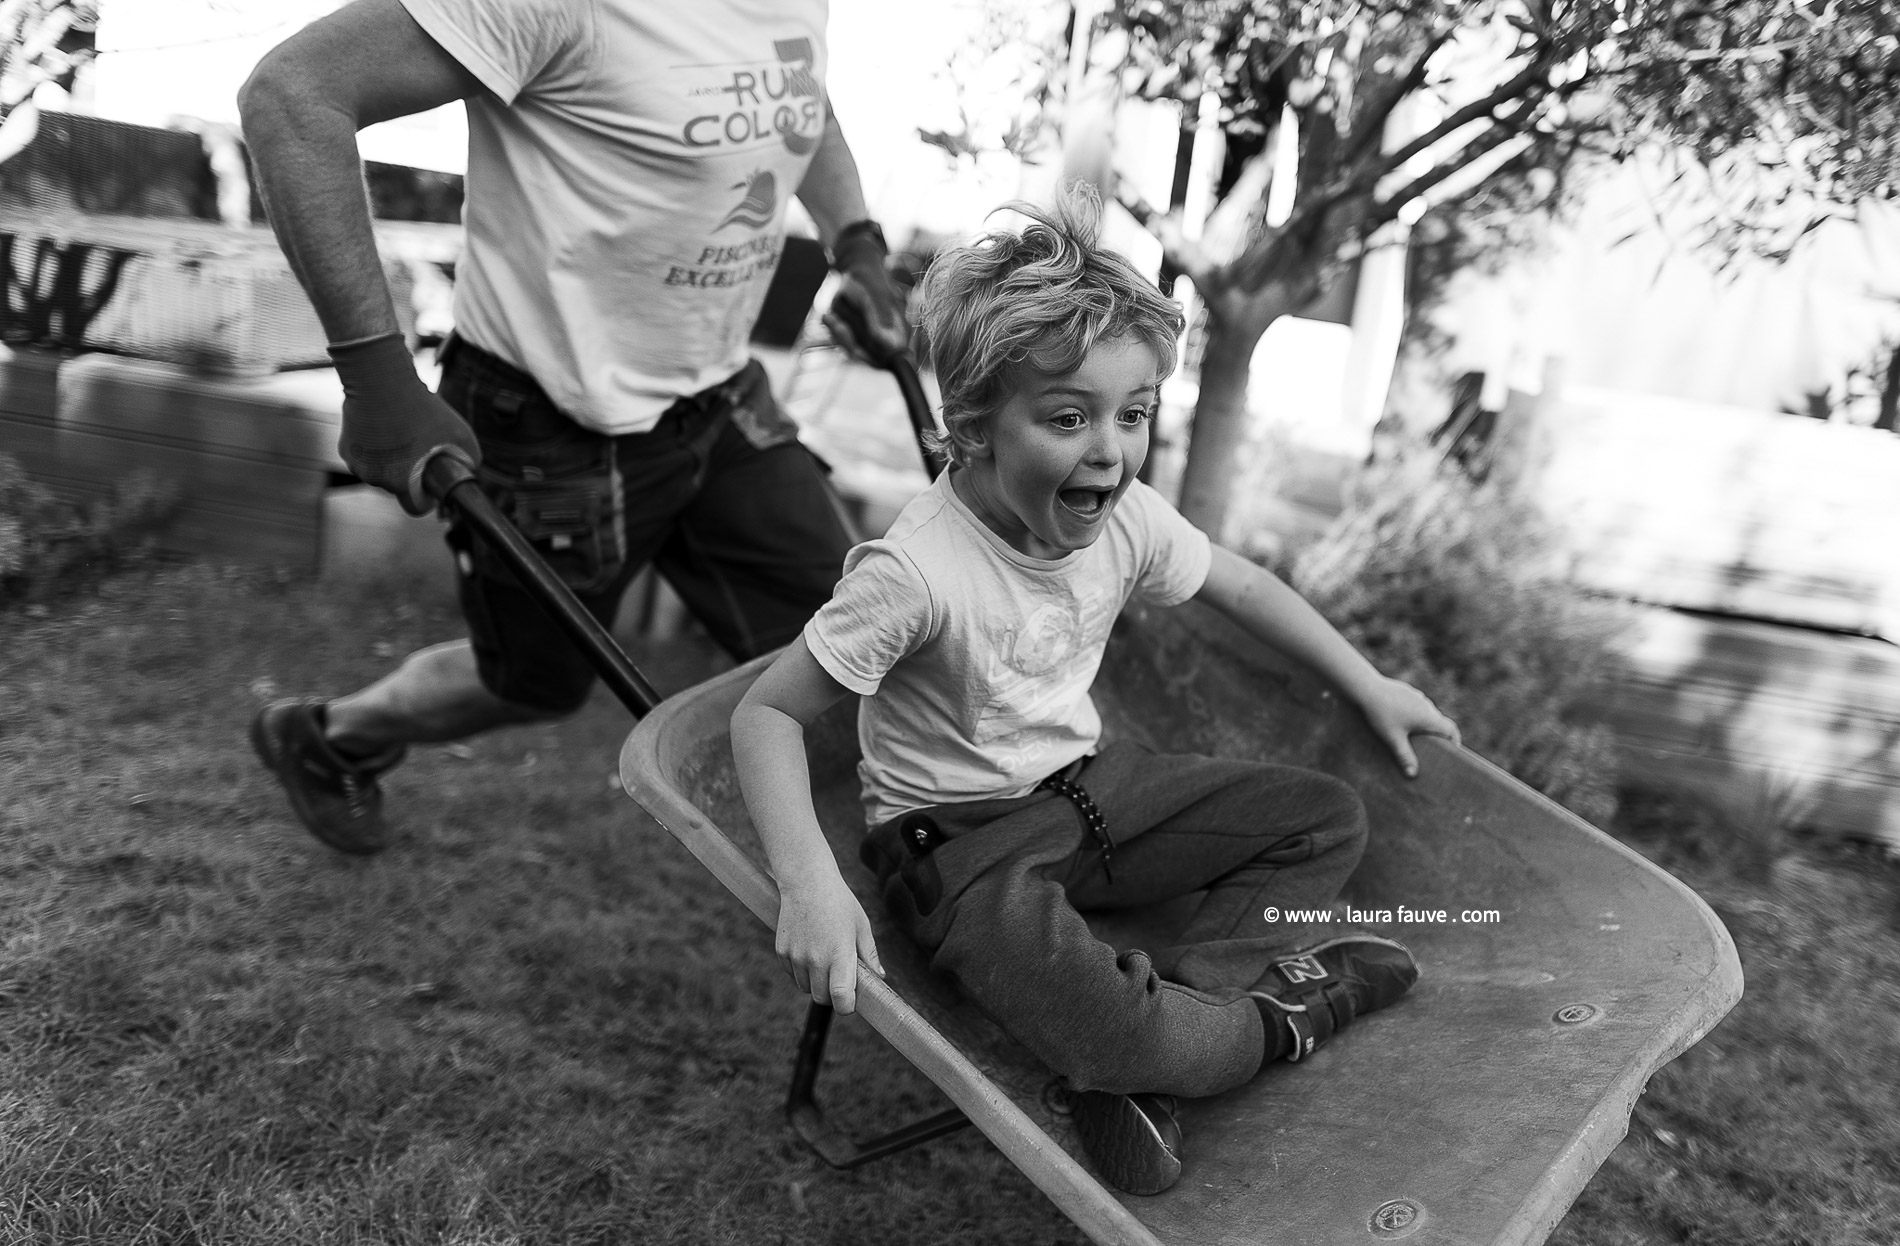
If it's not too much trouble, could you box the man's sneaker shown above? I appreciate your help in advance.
[249,698,407,856]
[1249,933,1418,1063]
[1070,1089,1182,1195]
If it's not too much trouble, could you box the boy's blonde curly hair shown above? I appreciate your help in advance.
[915,186,1186,468]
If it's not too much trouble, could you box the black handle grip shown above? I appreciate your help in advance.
[422,450,664,719]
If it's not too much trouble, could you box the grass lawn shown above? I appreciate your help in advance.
[3,560,1897,1244]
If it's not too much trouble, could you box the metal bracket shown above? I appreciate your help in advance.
[784,1001,971,1168]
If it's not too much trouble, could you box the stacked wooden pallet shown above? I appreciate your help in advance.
[46,354,347,568]
[0,345,460,580]
[0,189,464,571]
[0,344,61,482]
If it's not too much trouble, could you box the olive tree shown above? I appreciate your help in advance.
[1068,0,1900,534]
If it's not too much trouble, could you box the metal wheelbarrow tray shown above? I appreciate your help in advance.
[617,597,1743,1246]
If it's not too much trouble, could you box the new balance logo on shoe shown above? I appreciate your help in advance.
[1249,934,1420,1066]
[1274,954,1330,985]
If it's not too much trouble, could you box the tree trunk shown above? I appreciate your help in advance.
[1176,314,1266,537]
[1175,289,1302,539]
[1878,341,1900,433]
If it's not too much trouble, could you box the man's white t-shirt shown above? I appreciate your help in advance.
[400,0,829,433]
[805,472,1213,827]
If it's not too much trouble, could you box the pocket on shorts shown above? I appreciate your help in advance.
[720,362,803,451]
[470,456,626,596]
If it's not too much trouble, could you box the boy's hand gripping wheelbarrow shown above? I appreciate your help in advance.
[420,346,1741,1246]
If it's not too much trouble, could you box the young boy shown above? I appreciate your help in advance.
[730,194,1460,1195]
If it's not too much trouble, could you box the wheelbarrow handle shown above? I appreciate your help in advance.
[421,449,664,719]
[886,354,942,482]
[827,296,942,481]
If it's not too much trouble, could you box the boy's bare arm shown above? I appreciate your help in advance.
[730,638,886,1014]
[1194,546,1460,776]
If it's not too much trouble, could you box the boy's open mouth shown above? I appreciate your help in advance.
[1058,487,1113,517]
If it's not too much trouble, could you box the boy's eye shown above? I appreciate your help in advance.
[1118,405,1152,427]
[1050,411,1086,430]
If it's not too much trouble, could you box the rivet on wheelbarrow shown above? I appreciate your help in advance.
[1554,1003,1599,1025]
[1368,1197,1426,1238]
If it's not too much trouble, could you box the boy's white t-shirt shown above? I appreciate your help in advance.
[805,472,1213,827]
[399,0,829,433]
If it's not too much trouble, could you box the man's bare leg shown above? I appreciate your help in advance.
[323,639,563,755]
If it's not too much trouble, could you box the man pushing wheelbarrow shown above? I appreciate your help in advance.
[239,0,909,854]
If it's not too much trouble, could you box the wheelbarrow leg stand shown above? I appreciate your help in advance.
[785,1001,972,1168]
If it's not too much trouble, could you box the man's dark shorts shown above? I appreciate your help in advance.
[436,335,853,713]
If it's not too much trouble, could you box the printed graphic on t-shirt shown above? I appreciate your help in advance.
[678,37,822,154]
[719,170,779,230]
[974,581,1119,766]
[657,37,824,296]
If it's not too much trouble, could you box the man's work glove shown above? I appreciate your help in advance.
[328,332,482,516]
[823,219,910,368]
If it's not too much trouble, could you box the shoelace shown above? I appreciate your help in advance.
[338,770,371,819]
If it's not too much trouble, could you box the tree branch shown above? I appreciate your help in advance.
[1299,95,1342,203]
[1111,181,1221,290]
[1343,22,1458,168]
[1368,119,1529,228]
[1227,169,1364,294]
[1611,39,1802,75]
[1374,57,1549,180]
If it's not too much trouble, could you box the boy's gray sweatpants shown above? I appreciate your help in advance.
[860,741,1368,1099]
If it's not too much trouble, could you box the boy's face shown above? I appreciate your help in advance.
[954,334,1160,559]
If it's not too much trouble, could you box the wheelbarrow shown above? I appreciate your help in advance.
[421,344,1742,1246]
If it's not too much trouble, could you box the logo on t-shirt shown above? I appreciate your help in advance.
[974,587,1117,755]
[718,170,778,231]
[681,37,822,154]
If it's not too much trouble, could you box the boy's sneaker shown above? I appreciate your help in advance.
[1070,1089,1182,1195]
[249,698,407,856]
[1249,933,1418,1063]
